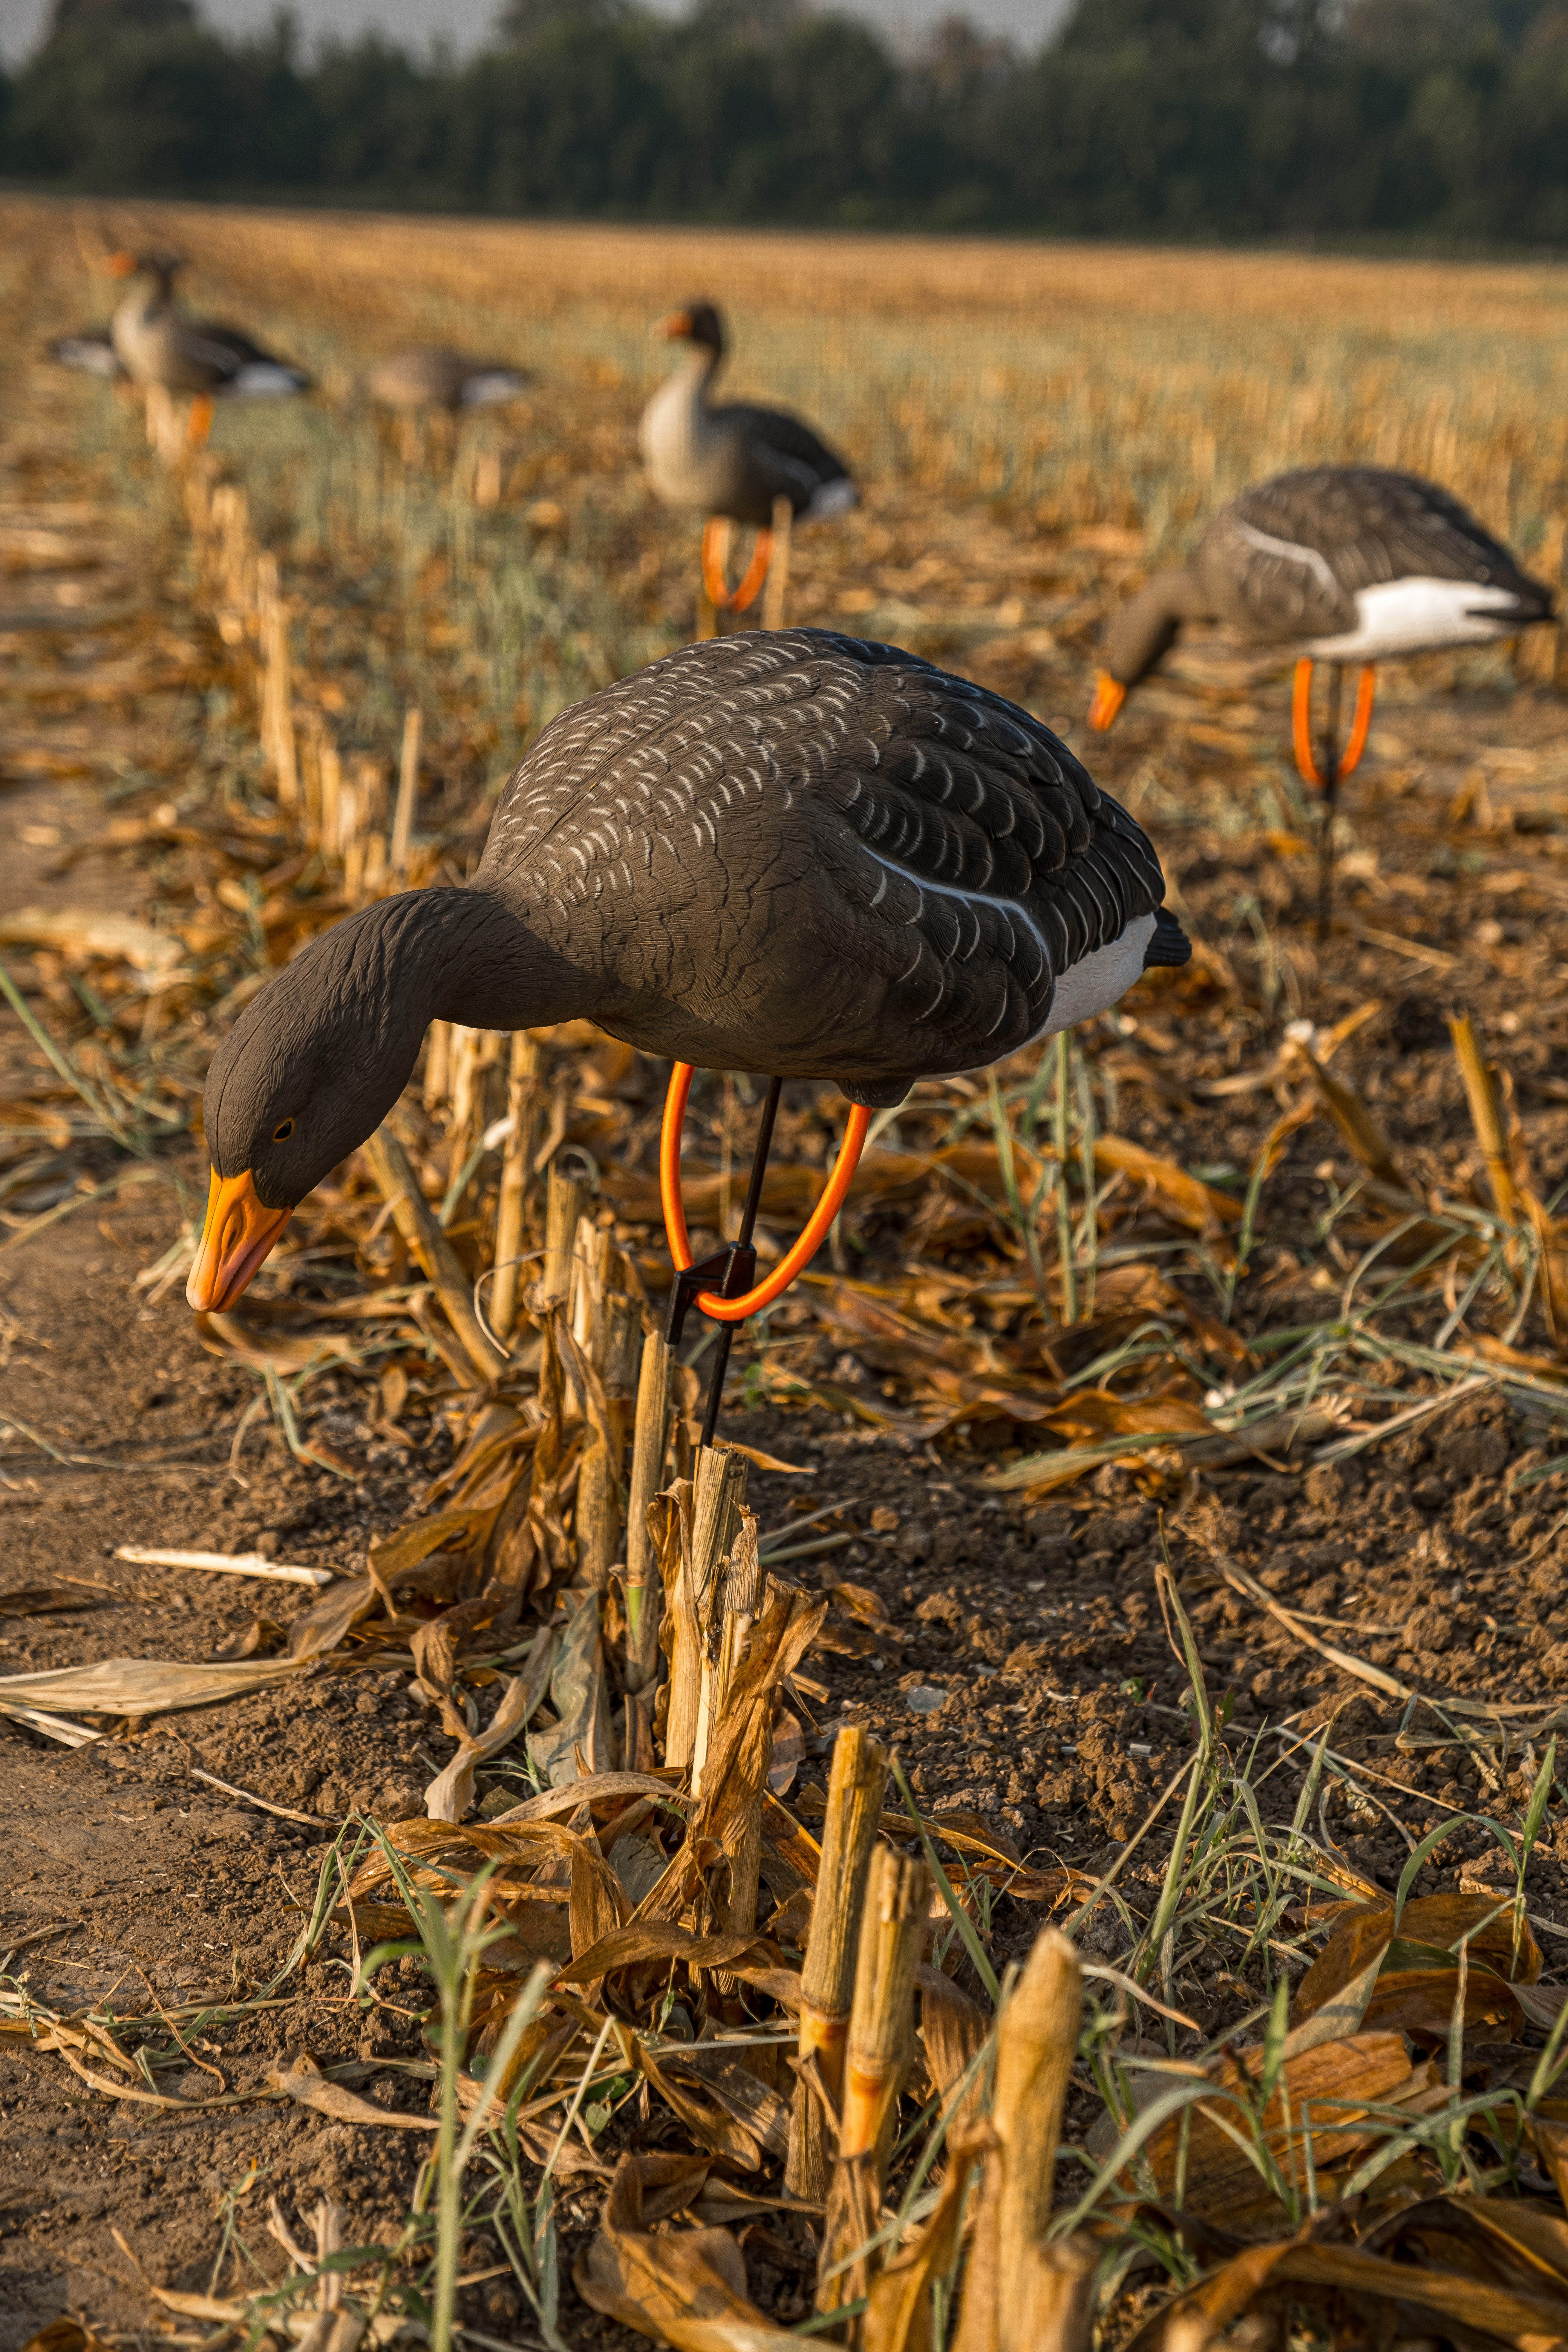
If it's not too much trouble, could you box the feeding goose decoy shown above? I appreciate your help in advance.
[639,302,856,625]
[363,348,530,417]
[108,250,312,446]
[185,628,1187,1439]
[1088,465,1555,926]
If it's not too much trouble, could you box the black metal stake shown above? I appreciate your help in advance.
[663,1076,784,1450]
[1315,661,1344,945]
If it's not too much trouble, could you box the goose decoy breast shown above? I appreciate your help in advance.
[188,629,1185,1312]
[639,301,856,529]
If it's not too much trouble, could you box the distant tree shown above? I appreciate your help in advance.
[47,0,194,34]
[492,0,632,49]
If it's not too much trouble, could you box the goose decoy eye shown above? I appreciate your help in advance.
[273,1118,294,1141]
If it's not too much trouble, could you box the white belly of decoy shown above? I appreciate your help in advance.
[1039,912,1157,1039]
[460,372,525,407]
[1308,577,1525,660]
[228,363,304,399]
[804,476,857,521]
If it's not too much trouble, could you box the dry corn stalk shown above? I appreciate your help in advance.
[689,1446,749,1791]
[491,1030,542,1342]
[787,1724,890,2201]
[817,1845,930,2320]
[952,1926,1081,2352]
[361,1124,505,1385]
[257,551,299,806]
[624,1332,673,1698]
[392,705,420,877]
[650,1475,697,1767]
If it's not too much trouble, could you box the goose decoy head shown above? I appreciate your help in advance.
[655,300,724,356]
[186,901,436,1311]
[108,247,184,293]
[1089,568,1206,731]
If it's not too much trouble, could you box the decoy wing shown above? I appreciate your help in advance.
[479,629,1174,1100]
[1201,465,1552,647]
[712,400,856,518]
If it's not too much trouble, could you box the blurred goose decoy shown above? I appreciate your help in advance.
[1089,465,1555,926]
[363,347,530,417]
[639,301,855,623]
[48,328,124,381]
[184,628,1185,1440]
[109,251,311,446]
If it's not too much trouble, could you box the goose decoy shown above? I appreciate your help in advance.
[1088,465,1554,929]
[639,302,856,623]
[185,629,1187,1437]
[363,348,530,417]
[108,251,312,446]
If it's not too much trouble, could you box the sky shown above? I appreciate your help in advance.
[0,0,1066,66]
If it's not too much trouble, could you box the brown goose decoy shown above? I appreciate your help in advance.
[109,251,312,446]
[186,629,1186,1436]
[363,348,530,417]
[639,301,856,620]
[1089,465,1554,928]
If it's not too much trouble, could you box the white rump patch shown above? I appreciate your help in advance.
[804,477,858,521]
[1309,577,1524,659]
[1040,914,1156,1038]
[230,364,308,400]
[459,371,527,406]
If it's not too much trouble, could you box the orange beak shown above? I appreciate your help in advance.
[105,250,137,277]
[1088,672,1128,733]
[654,309,694,340]
[186,1168,292,1312]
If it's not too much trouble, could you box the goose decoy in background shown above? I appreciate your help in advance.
[1089,466,1555,927]
[363,348,530,417]
[47,328,124,380]
[186,628,1187,1440]
[639,302,856,627]
[108,251,312,446]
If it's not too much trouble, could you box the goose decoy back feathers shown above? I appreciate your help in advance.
[190,630,1183,1309]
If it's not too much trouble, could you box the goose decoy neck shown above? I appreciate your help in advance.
[188,885,589,1311]
[657,300,725,379]
[1091,566,1213,728]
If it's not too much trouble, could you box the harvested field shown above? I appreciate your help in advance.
[4,198,1568,2351]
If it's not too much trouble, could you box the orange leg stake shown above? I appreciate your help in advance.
[661,1064,871,1446]
[699,518,776,618]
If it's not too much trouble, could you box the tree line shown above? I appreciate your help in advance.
[4,0,1568,245]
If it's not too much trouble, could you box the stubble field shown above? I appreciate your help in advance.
[5,197,1568,2350]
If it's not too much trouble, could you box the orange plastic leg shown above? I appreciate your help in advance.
[660,1063,871,1321]
[727,527,775,616]
[701,518,730,609]
[1292,656,1321,790]
[700,518,774,614]
[1340,665,1376,780]
[186,393,214,449]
